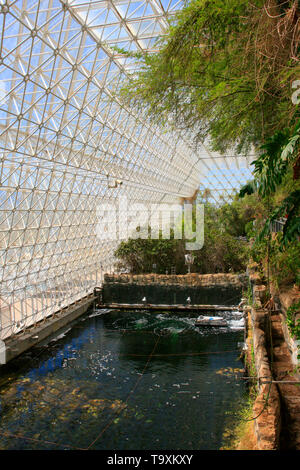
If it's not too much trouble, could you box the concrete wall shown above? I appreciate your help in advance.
[103,273,247,306]
[0,294,95,364]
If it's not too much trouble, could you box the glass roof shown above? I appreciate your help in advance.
[0,0,253,339]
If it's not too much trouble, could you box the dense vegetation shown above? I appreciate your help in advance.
[114,195,257,274]
[239,122,300,289]
[245,167,300,288]
[118,0,299,153]
[114,235,186,274]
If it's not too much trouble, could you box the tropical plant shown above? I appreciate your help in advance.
[286,300,300,340]
[239,120,300,247]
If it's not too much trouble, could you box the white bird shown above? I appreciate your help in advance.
[142,297,147,302]
[186,296,191,304]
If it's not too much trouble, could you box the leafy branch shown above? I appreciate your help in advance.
[239,120,300,247]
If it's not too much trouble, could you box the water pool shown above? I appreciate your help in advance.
[0,309,247,450]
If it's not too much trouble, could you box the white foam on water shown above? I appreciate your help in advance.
[228,318,245,330]
[89,309,111,318]
[135,318,148,325]
[167,327,184,334]
[182,317,195,327]
[156,314,168,321]
[231,310,244,316]
[50,327,72,342]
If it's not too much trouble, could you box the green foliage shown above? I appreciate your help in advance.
[193,203,249,273]
[193,229,248,273]
[269,238,300,287]
[114,235,185,274]
[247,282,253,305]
[118,0,299,153]
[252,121,300,198]
[114,197,255,274]
[239,181,258,198]
[239,121,300,250]
[252,130,291,196]
[239,151,300,289]
[259,191,300,247]
[248,227,300,288]
[286,300,300,341]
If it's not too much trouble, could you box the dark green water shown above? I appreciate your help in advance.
[0,309,247,450]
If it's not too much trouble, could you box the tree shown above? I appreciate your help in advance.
[114,235,186,274]
[118,0,300,153]
[113,201,254,274]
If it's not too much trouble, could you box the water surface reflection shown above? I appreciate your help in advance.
[0,309,247,449]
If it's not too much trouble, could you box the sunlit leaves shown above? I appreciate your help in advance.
[242,121,300,248]
[118,0,297,153]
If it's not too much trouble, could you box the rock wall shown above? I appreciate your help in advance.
[249,304,281,449]
[272,286,300,370]
[243,265,282,449]
[245,265,300,450]
[248,262,300,370]
[103,273,247,305]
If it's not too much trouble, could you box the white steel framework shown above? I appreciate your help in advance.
[0,0,252,340]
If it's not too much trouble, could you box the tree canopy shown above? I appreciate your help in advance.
[118,0,300,153]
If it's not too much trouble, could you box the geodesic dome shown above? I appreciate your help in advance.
[0,0,252,339]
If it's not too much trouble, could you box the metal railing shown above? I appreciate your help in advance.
[270,219,285,233]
